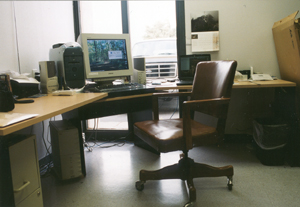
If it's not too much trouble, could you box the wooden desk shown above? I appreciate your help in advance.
[0,93,107,136]
[152,79,296,90]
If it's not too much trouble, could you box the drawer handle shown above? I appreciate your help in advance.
[14,181,30,193]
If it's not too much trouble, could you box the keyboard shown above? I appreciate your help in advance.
[176,80,193,85]
[83,83,155,98]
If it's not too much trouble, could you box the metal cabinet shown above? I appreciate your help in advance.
[9,135,43,207]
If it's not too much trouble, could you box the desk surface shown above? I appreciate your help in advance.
[0,79,296,136]
[0,93,107,136]
[153,79,296,90]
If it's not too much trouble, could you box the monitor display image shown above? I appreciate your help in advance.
[87,39,129,72]
[78,33,133,84]
[179,54,211,80]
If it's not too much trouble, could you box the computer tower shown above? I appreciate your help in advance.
[49,120,82,180]
[39,61,59,94]
[132,57,146,84]
[49,45,85,89]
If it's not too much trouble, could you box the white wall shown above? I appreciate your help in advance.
[185,0,300,78]
[0,1,74,74]
[0,1,74,159]
[0,2,19,72]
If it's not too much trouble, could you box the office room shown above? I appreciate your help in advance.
[1,1,300,207]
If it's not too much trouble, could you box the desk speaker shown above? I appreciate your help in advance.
[39,61,59,94]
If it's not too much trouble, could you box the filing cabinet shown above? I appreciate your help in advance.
[9,135,43,207]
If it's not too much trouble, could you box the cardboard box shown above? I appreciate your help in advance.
[272,11,300,83]
[272,11,300,166]
[272,11,300,113]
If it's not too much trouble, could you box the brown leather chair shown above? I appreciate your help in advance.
[134,60,237,206]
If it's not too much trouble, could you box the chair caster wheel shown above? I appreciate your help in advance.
[184,201,194,207]
[135,181,145,191]
[227,176,233,190]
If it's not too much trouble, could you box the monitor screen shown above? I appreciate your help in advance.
[78,33,133,83]
[179,54,211,80]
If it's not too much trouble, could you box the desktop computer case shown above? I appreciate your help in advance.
[132,57,146,84]
[132,69,146,85]
[49,120,82,180]
[49,46,85,90]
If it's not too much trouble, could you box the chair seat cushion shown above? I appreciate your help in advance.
[134,118,218,153]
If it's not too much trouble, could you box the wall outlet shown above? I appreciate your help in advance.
[32,69,38,77]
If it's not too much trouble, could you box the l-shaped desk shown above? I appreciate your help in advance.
[0,79,298,206]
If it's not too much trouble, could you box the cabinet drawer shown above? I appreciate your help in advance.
[16,188,43,207]
[9,135,42,206]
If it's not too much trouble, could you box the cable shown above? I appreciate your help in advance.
[83,118,99,151]
[84,132,132,151]
[39,119,53,177]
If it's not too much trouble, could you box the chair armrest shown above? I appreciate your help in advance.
[183,98,230,118]
[152,92,192,120]
[182,98,230,149]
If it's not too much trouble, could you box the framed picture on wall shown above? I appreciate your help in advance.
[191,10,219,52]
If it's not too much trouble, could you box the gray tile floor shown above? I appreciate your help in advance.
[41,97,300,207]
[41,141,300,207]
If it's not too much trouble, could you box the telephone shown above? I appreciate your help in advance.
[251,74,273,81]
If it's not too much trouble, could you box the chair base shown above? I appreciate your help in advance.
[136,156,234,205]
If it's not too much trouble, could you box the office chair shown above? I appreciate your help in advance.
[134,60,237,207]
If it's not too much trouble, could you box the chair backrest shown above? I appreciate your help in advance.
[191,60,237,101]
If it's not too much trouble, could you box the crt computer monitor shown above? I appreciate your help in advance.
[77,33,133,84]
[178,54,211,80]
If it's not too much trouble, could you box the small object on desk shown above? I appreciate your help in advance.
[28,94,47,98]
[14,98,34,103]
[52,90,76,96]
[152,82,161,85]
[0,112,38,127]
[249,80,261,85]
[272,76,278,80]
[151,80,161,85]
[176,80,193,85]
[251,74,273,81]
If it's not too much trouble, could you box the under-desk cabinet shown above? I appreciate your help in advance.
[3,134,43,207]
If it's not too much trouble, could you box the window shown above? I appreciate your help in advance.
[128,1,177,79]
[79,1,122,34]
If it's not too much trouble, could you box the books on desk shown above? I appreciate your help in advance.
[0,112,38,127]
